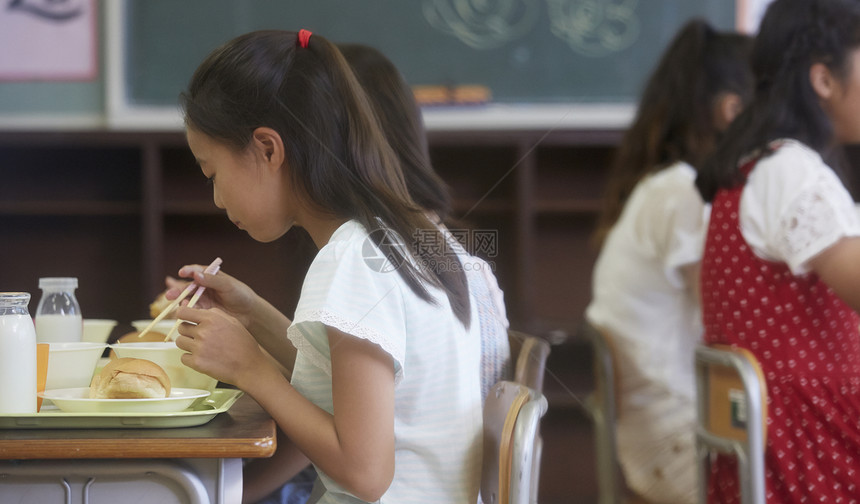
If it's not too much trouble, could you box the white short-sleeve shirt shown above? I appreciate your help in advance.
[587,161,707,405]
[739,139,860,273]
[288,220,483,504]
[586,161,707,501]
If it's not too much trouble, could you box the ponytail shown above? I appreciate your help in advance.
[593,19,752,248]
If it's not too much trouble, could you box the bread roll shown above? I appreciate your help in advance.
[109,330,168,359]
[89,357,171,399]
[150,291,178,319]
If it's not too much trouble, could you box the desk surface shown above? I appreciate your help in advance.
[0,393,276,460]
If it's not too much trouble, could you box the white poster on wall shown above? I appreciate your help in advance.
[0,0,97,81]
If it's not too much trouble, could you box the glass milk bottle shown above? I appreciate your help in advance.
[35,277,82,343]
[0,292,37,414]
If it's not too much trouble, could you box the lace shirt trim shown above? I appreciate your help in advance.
[775,168,860,272]
[288,308,405,385]
[740,139,860,274]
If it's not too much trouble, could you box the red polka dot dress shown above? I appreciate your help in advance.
[701,160,860,503]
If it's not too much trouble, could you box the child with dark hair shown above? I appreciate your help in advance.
[586,19,753,503]
[696,0,860,501]
[231,41,510,504]
[171,30,483,503]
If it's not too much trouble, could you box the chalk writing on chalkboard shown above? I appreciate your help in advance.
[422,0,541,50]
[546,0,640,57]
[423,0,640,57]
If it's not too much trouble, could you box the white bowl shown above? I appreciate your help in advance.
[131,319,179,339]
[45,342,108,391]
[82,319,118,344]
[109,342,218,392]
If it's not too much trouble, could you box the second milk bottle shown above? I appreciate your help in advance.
[35,277,82,343]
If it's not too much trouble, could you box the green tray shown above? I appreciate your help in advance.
[0,389,243,429]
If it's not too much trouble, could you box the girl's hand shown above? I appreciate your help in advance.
[173,305,271,388]
[164,265,258,329]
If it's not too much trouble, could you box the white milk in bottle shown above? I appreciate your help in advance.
[0,292,37,414]
[35,277,82,343]
[35,314,83,344]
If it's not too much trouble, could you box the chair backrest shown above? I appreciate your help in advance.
[577,320,622,504]
[481,380,549,504]
[694,344,767,504]
[503,330,550,503]
[508,330,551,393]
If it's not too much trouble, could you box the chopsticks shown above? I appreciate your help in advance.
[136,257,223,340]
[164,259,222,341]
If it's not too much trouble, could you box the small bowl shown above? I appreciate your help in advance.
[82,319,118,344]
[109,341,218,392]
[131,319,179,339]
[45,342,108,391]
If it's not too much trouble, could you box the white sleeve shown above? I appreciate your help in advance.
[633,166,708,286]
[741,142,860,275]
[659,185,708,274]
[287,238,407,384]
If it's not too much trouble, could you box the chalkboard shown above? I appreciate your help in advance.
[124,0,734,107]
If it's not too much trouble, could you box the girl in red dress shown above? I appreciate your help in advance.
[696,0,860,502]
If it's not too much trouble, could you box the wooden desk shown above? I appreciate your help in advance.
[0,393,276,503]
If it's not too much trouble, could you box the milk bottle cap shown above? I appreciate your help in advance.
[39,277,78,290]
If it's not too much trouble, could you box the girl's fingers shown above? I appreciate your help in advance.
[174,306,203,324]
[193,271,208,284]
[174,333,192,352]
[195,268,228,286]
[165,283,193,301]
[178,264,207,279]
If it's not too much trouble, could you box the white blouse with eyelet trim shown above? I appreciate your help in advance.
[738,139,860,273]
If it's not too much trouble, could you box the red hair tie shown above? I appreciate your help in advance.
[298,29,312,49]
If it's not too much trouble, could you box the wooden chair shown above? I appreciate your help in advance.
[694,344,767,504]
[481,380,548,504]
[577,320,622,504]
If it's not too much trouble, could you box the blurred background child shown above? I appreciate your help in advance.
[586,18,753,504]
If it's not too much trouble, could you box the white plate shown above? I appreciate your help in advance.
[39,388,211,414]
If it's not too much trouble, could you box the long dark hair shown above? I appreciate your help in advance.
[697,0,860,203]
[337,43,452,222]
[181,30,470,326]
[592,19,753,248]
